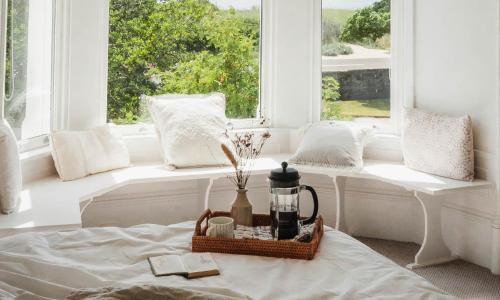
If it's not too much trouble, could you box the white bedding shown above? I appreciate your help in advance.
[0,222,455,300]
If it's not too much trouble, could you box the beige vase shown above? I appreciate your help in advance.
[230,189,253,227]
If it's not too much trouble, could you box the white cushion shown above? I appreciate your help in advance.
[289,122,374,169]
[402,108,474,181]
[50,124,130,181]
[147,93,229,168]
[0,119,22,214]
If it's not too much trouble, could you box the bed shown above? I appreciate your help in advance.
[0,222,456,299]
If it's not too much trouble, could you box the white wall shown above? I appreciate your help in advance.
[414,0,500,272]
[415,0,499,180]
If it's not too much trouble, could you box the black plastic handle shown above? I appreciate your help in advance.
[301,185,319,225]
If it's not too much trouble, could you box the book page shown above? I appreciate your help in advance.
[181,253,220,279]
[148,255,186,276]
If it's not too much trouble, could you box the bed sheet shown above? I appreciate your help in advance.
[0,222,456,299]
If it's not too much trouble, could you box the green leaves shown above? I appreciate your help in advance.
[339,0,390,44]
[107,0,260,123]
[321,76,341,120]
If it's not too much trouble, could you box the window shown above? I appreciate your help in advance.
[3,0,54,147]
[321,0,390,126]
[107,0,262,124]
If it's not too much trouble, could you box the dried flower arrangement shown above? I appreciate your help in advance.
[221,130,271,189]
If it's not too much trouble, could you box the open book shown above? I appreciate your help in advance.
[148,253,220,279]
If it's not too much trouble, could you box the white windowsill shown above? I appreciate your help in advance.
[115,117,268,137]
[19,145,51,161]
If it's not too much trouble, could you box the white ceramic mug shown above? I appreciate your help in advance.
[207,216,234,238]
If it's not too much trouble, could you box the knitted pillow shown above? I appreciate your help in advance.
[402,108,474,181]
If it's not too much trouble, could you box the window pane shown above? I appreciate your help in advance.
[107,0,261,124]
[321,0,390,125]
[4,0,53,140]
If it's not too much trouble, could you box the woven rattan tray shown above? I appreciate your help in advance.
[192,209,324,260]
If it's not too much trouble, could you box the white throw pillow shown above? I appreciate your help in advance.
[147,93,229,168]
[289,122,374,169]
[50,124,131,181]
[0,119,22,214]
[402,108,474,181]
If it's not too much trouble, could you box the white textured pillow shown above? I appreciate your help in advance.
[50,124,131,181]
[289,122,374,169]
[0,119,22,214]
[402,108,474,181]
[147,93,229,168]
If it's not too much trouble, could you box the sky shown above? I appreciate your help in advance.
[208,0,378,10]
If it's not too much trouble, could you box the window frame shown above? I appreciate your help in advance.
[0,0,57,152]
[0,0,7,117]
[106,0,270,135]
[316,0,414,135]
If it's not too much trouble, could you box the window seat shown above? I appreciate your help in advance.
[0,154,491,269]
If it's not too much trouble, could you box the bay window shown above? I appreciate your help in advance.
[0,0,412,159]
[321,0,390,126]
[2,0,54,149]
[320,0,413,133]
[107,0,262,125]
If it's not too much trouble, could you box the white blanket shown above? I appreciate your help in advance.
[0,222,455,300]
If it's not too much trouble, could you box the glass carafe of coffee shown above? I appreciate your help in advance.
[268,162,319,240]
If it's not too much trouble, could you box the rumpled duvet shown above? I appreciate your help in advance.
[66,285,250,300]
[0,222,456,300]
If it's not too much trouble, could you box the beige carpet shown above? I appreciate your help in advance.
[356,237,500,299]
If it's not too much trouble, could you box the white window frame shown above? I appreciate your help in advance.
[0,0,57,152]
[0,0,7,118]
[52,0,72,133]
[316,0,414,135]
[390,0,414,135]
[104,0,271,136]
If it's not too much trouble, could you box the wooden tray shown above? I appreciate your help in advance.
[192,209,324,260]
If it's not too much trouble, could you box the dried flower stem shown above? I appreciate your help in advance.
[221,130,271,190]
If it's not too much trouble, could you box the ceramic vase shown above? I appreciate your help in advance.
[230,189,253,227]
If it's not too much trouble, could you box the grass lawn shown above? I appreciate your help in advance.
[339,99,390,117]
[322,9,355,27]
[322,99,390,119]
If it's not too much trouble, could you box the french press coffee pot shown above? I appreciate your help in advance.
[268,162,319,240]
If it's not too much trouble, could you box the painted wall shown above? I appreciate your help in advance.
[414,0,499,181]
[414,0,500,272]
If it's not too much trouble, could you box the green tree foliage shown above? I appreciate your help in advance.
[339,0,390,44]
[107,0,260,123]
[321,76,341,120]
[4,0,29,133]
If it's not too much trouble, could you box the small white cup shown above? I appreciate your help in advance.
[207,216,234,238]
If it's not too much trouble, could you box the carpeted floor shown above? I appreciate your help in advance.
[356,237,500,299]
